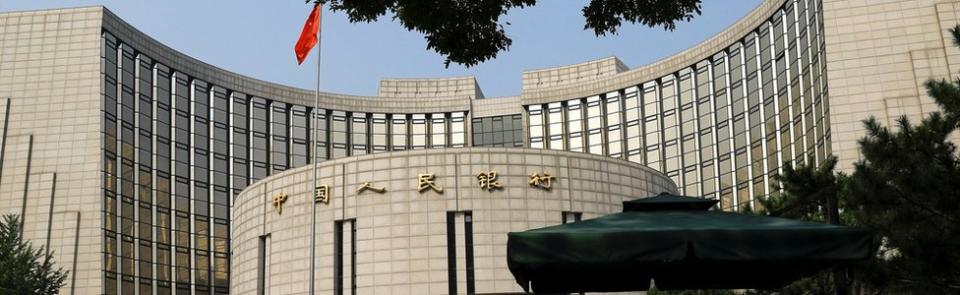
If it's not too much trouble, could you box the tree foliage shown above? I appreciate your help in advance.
[761,156,845,224]
[0,214,68,295]
[754,157,858,295]
[760,25,960,294]
[308,0,702,67]
[844,64,960,293]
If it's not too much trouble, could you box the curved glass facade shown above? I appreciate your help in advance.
[526,0,828,211]
[100,33,472,294]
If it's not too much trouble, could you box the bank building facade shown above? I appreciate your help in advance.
[0,0,957,294]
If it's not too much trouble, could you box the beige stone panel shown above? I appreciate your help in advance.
[522,57,628,91]
[911,48,952,115]
[21,173,55,248]
[379,77,483,100]
[824,0,960,172]
[48,211,80,295]
[470,96,522,119]
[0,7,104,294]
[937,2,960,75]
[0,98,8,164]
[0,135,32,216]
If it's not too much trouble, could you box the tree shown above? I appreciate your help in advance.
[843,27,960,294]
[756,157,858,295]
[845,86,960,292]
[0,214,68,295]
[760,25,960,294]
[841,26,960,293]
[307,0,703,67]
[761,156,845,225]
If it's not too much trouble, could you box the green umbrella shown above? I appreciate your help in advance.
[507,193,874,293]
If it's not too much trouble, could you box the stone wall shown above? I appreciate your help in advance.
[0,7,105,294]
[231,148,677,295]
[823,0,960,171]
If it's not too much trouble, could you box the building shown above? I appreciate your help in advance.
[231,148,676,294]
[0,0,957,294]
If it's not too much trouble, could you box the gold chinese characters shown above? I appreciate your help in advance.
[356,182,386,194]
[315,185,330,204]
[272,192,288,215]
[476,171,503,191]
[269,171,558,209]
[417,173,443,193]
[529,172,555,190]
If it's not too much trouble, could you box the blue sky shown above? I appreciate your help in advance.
[1,1,761,97]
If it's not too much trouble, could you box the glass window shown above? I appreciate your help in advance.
[391,115,408,150]
[759,22,772,63]
[411,114,427,149]
[718,154,734,202]
[528,105,544,149]
[313,109,329,162]
[605,92,623,158]
[736,148,750,186]
[351,112,368,155]
[472,118,485,146]
[588,129,604,156]
[230,93,248,190]
[661,76,679,144]
[674,69,692,104]
[430,113,447,148]
[681,106,697,140]
[210,93,230,202]
[450,112,466,147]
[625,124,642,164]
[585,96,604,155]
[566,99,585,152]
[331,111,348,158]
[214,253,229,290]
[547,102,565,150]
[729,46,746,116]
[642,82,661,169]
[250,97,269,181]
[510,114,524,147]
[270,101,289,172]
[371,114,388,152]
[773,10,785,56]
[472,114,523,147]
[752,139,766,181]
[290,106,309,167]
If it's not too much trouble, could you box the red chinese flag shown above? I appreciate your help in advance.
[295,5,321,65]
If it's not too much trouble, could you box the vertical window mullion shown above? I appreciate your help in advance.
[464,212,475,295]
[333,221,343,295]
[350,220,357,295]
[446,212,457,295]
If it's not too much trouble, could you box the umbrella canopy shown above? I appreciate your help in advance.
[507,193,874,293]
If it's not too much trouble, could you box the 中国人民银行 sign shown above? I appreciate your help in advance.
[271,170,558,213]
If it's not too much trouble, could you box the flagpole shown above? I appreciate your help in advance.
[309,4,321,295]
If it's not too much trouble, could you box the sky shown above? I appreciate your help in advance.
[0,1,762,98]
